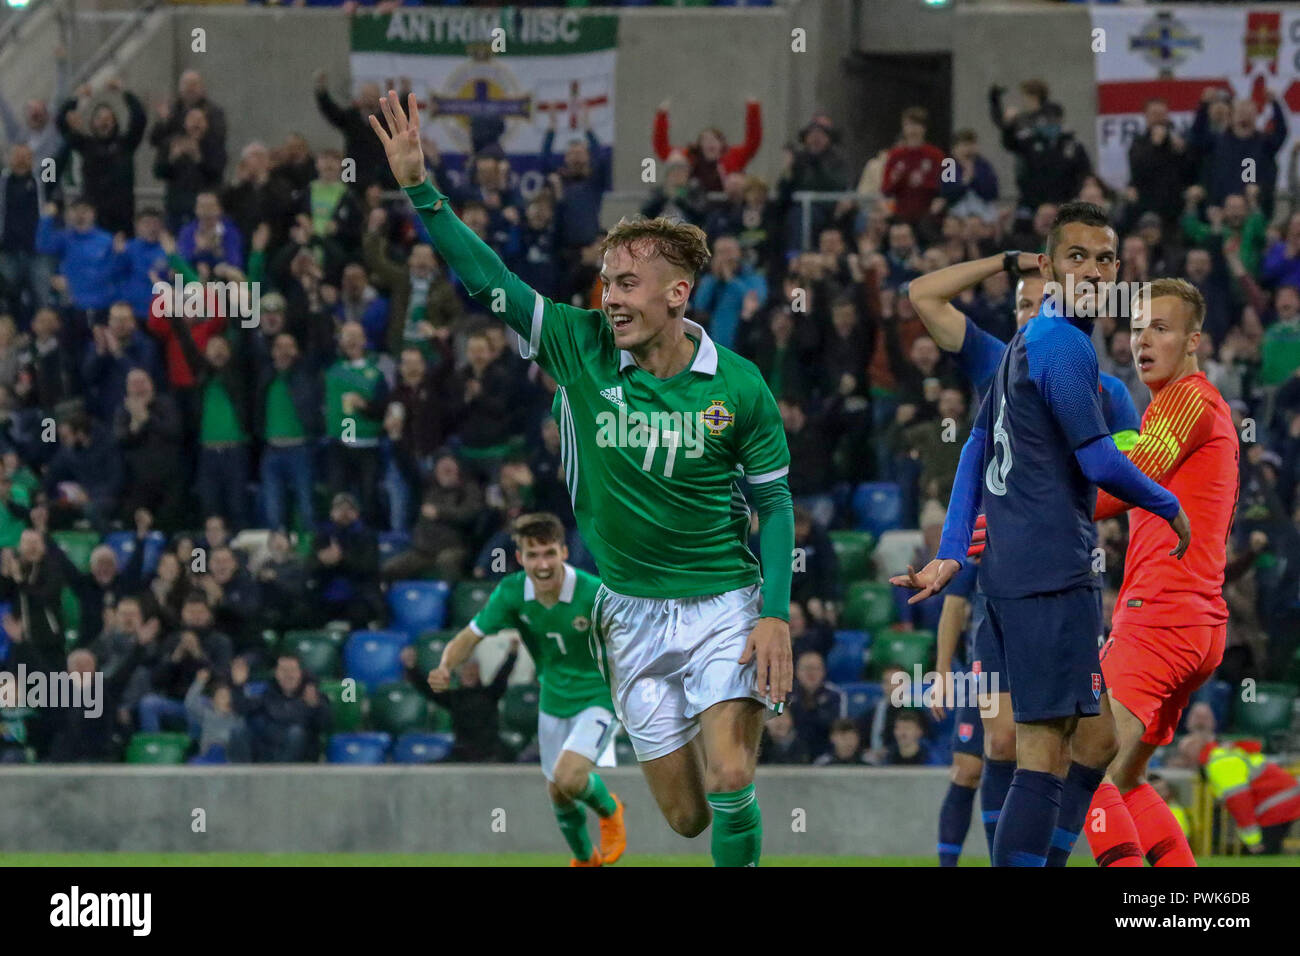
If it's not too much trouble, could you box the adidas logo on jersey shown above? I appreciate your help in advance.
[600,386,626,407]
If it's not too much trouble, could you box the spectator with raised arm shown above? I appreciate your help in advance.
[1190,86,1288,217]
[541,105,610,261]
[35,199,118,317]
[313,71,394,191]
[55,79,146,235]
[652,97,762,194]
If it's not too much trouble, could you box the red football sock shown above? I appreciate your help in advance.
[1084,783,1144,867]
[1124,783,1197,867]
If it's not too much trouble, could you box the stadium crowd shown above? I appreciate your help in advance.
[0,57,1296,773]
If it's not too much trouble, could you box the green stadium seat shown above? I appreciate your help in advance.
[869,630,934,676]
[278,632,341,679]
[499,729,527,760]
[125,732,190,765]
[502,684,540,737]
[828,530,875,582]
[320,679,366,733]
[450,581,494,628]
[414,631,456,675]
[52,530,99,574]
[1231,682,1297,747]
[429,704,453,732]
[369,681,431,736]
[840,580,896,632]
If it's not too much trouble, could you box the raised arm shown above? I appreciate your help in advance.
[424,624,485,695]
[907,251,1033,352]
[369,91,542,352]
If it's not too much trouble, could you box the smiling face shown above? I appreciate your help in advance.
[517,535,567,595]
[600,243,691,352]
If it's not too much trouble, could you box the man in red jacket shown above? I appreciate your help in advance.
[882,107,947,226]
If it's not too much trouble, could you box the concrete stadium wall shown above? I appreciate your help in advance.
[0,764,1197,857]
[857,0,1097,197]
[1,2,1101,220]
[57,3,856,222]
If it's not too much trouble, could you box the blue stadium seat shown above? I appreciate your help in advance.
[103,531,166,579]
[343,630,410,691]
[841,681,883,720]
[793,493,836,530]
[387,580,451,635]
[378,531,411,563]
[825,630,869,684]
[851,482,902,536]
[1186,678,1231,734]
[393,732,455,764]
[327,732,391,764]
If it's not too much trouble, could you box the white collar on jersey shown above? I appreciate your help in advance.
[523,562,577,603]
[618,316,719,376]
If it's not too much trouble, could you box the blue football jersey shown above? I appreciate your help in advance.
[975,309,1110,599]
[959,316,1140,437]
[1098,371,1140,437]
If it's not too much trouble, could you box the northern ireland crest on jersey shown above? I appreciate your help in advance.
[700,400,735,436]
[572,616,590,632]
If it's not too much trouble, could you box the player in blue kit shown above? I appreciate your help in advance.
[894,202,1191,867]
[908,251,1142,863]
[931,558,987,865]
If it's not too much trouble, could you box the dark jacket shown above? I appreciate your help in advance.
[56,92,146,234]
[149,628,234,700]
[315,89,394,190]
[0,554,67,671]
[412,649,517,762]
[45,424,123,506]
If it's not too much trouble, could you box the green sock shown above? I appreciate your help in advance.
[576,772,617,817]
[707,784,762,867]
[553,802,593,860]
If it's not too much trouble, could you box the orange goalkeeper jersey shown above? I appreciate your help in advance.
[1096,372,1239,627]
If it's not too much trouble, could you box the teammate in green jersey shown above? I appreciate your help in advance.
[429,514,626,866]
[373,92,795,866]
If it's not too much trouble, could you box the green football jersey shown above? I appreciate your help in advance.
[405,180,791,601]
[469,565,612,718]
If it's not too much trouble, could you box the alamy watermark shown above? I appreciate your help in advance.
[889,664,1000,713]
[1042,277,1152,323]
[0,666,103,718]
[152,276,261,328]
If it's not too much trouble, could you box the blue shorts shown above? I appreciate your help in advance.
[984,586,1104,723]
[950,702,985,757]
[970,594,1005,693]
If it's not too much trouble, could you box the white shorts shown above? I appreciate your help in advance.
[537,705,618,782]
[592,582,767,761]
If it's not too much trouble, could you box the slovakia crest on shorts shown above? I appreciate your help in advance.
[958,722,974,742]
[1091,673,1102,700]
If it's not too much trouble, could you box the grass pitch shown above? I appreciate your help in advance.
[0,852,1291,867]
